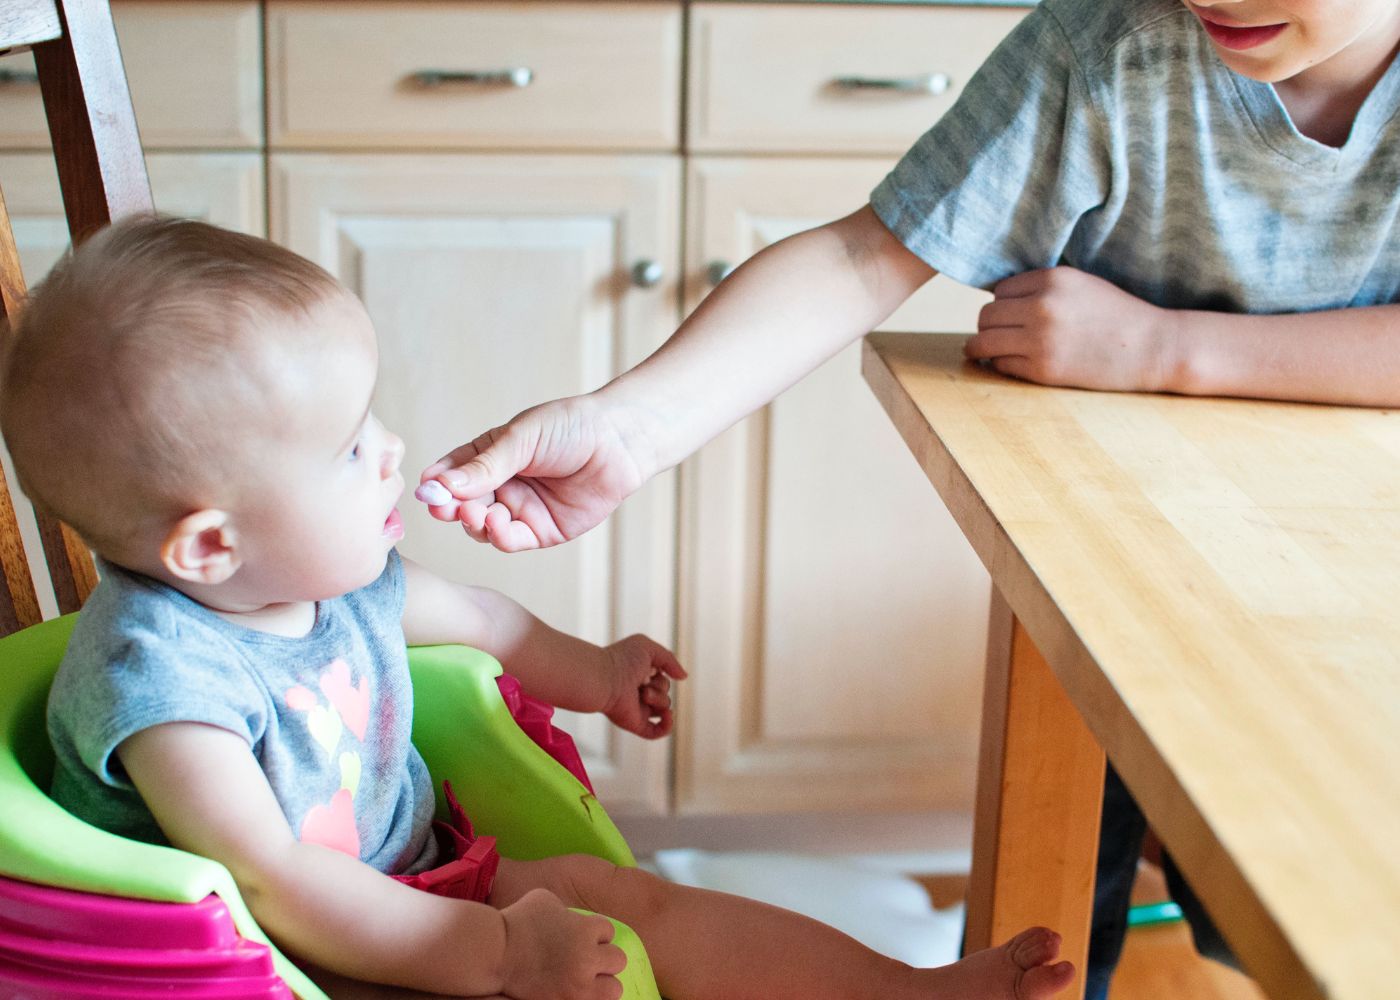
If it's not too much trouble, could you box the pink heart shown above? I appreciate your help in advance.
[319,659,370,741]
[285,686,317,712]
[298,788,360,858]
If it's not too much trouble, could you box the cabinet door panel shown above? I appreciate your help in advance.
[0,151,267,621]
[0,1,262,150]
[271,153,679,814]
[678,157,990,814]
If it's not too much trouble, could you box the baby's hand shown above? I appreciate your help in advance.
[500,889,626,1000]
[601,634,687,739]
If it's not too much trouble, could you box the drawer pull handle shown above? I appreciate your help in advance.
[705,261,735,288]
[832,73,951,96]
[408,68,534,89]
[0,68,40,86]
[631,259,664,289]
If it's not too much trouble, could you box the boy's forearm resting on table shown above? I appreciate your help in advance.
[969,267,1400,407]
[602,204,936,475]
[1165,304,1400,406]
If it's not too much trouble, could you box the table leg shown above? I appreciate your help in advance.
[965,589,1105,999]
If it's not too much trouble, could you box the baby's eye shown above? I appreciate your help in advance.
[349,442,363,462]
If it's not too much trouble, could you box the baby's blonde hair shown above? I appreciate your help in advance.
[0,216,345,560]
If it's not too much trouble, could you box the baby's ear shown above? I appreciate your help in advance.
[160,509,241,584]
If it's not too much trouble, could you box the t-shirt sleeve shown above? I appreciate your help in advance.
[49,610,266,792]
[870,4,1112,289]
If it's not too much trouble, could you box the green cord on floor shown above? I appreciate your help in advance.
[1128,901,1185,927]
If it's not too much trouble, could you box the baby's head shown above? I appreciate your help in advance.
[1,216,406,604]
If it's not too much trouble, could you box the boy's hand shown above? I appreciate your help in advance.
[601,634,687,739]
[964,267,1181,393]
[500,889,626,1000]
[419,393,652,553]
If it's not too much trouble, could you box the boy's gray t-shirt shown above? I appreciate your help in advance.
[48,550,438,876]
[871,0,1400,312]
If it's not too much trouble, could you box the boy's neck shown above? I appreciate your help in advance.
[1273,19,1400,146]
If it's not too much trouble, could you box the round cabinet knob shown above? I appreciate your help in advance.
[705,261,735,287]
[631,259,665,288]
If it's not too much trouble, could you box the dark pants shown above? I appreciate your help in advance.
[1086,763,1238,1000]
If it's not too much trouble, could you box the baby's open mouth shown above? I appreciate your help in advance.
[383,508,404,538]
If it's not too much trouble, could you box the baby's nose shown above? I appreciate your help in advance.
[382,432,405,476]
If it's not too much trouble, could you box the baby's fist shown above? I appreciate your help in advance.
[603,634,687,739]
[500,889,625,1000]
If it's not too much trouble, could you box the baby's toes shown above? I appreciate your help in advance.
[1016,960,1075,1000]
[1005,927,1062,970]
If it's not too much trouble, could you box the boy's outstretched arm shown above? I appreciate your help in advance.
[401,557,684,738]
[420,205,936,552]
[966,266,1400,407]
[119,722,626,999]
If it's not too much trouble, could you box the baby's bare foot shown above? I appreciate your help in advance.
[907,926,1074,999]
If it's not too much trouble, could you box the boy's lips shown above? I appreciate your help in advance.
[1194,9,1287,50]
[383,507,404,539]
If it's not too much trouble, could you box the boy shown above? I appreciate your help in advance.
[419,1,1400,994]
[0,216,1074,999]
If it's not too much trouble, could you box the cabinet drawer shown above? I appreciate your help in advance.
[0,1,262,150]
[688,3,1026,155]
[267,1,681,150]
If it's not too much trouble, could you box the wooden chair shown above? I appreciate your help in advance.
[0,0,153,636]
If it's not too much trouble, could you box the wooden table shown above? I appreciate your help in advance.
[862,333,1400,1000]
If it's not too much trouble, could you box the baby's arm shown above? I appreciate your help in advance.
[400,557,685,738]
[965,266,1400,407]
[118,722,626,998]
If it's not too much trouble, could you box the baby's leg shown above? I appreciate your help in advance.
[490,856,1073,1000]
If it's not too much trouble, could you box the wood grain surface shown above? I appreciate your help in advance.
[863,332,1400,1000]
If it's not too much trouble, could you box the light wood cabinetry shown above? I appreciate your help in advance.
[0,0,1029,836]
[676,156,994,815]
[674,1,1022,815]
[263,0,685,813]
[688,3,1022,155]
[269,152,679,814]
[267,1,682,150]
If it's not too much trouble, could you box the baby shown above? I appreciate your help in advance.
[0,216,1073,999]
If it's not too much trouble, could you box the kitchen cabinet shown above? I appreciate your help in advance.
[0,0,1030,838]
[269,152,680,814]
[674,1,1023,815]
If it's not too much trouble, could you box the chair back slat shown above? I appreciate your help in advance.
[33,0,152,242]
[0,173,44,633]
[0,0,62,52]
[0,186,26,322]
[0,461,42,635]
[0,0,153,631]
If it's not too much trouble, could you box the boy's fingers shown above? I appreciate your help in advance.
[431,422,536,499]
[977,297,1031,330]
[991,268,1050,299]
[991,355,1036,383]
[964,328,1030,360]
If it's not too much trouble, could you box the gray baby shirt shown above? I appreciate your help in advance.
[48,550,438,876]
[871,0,1400,313]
